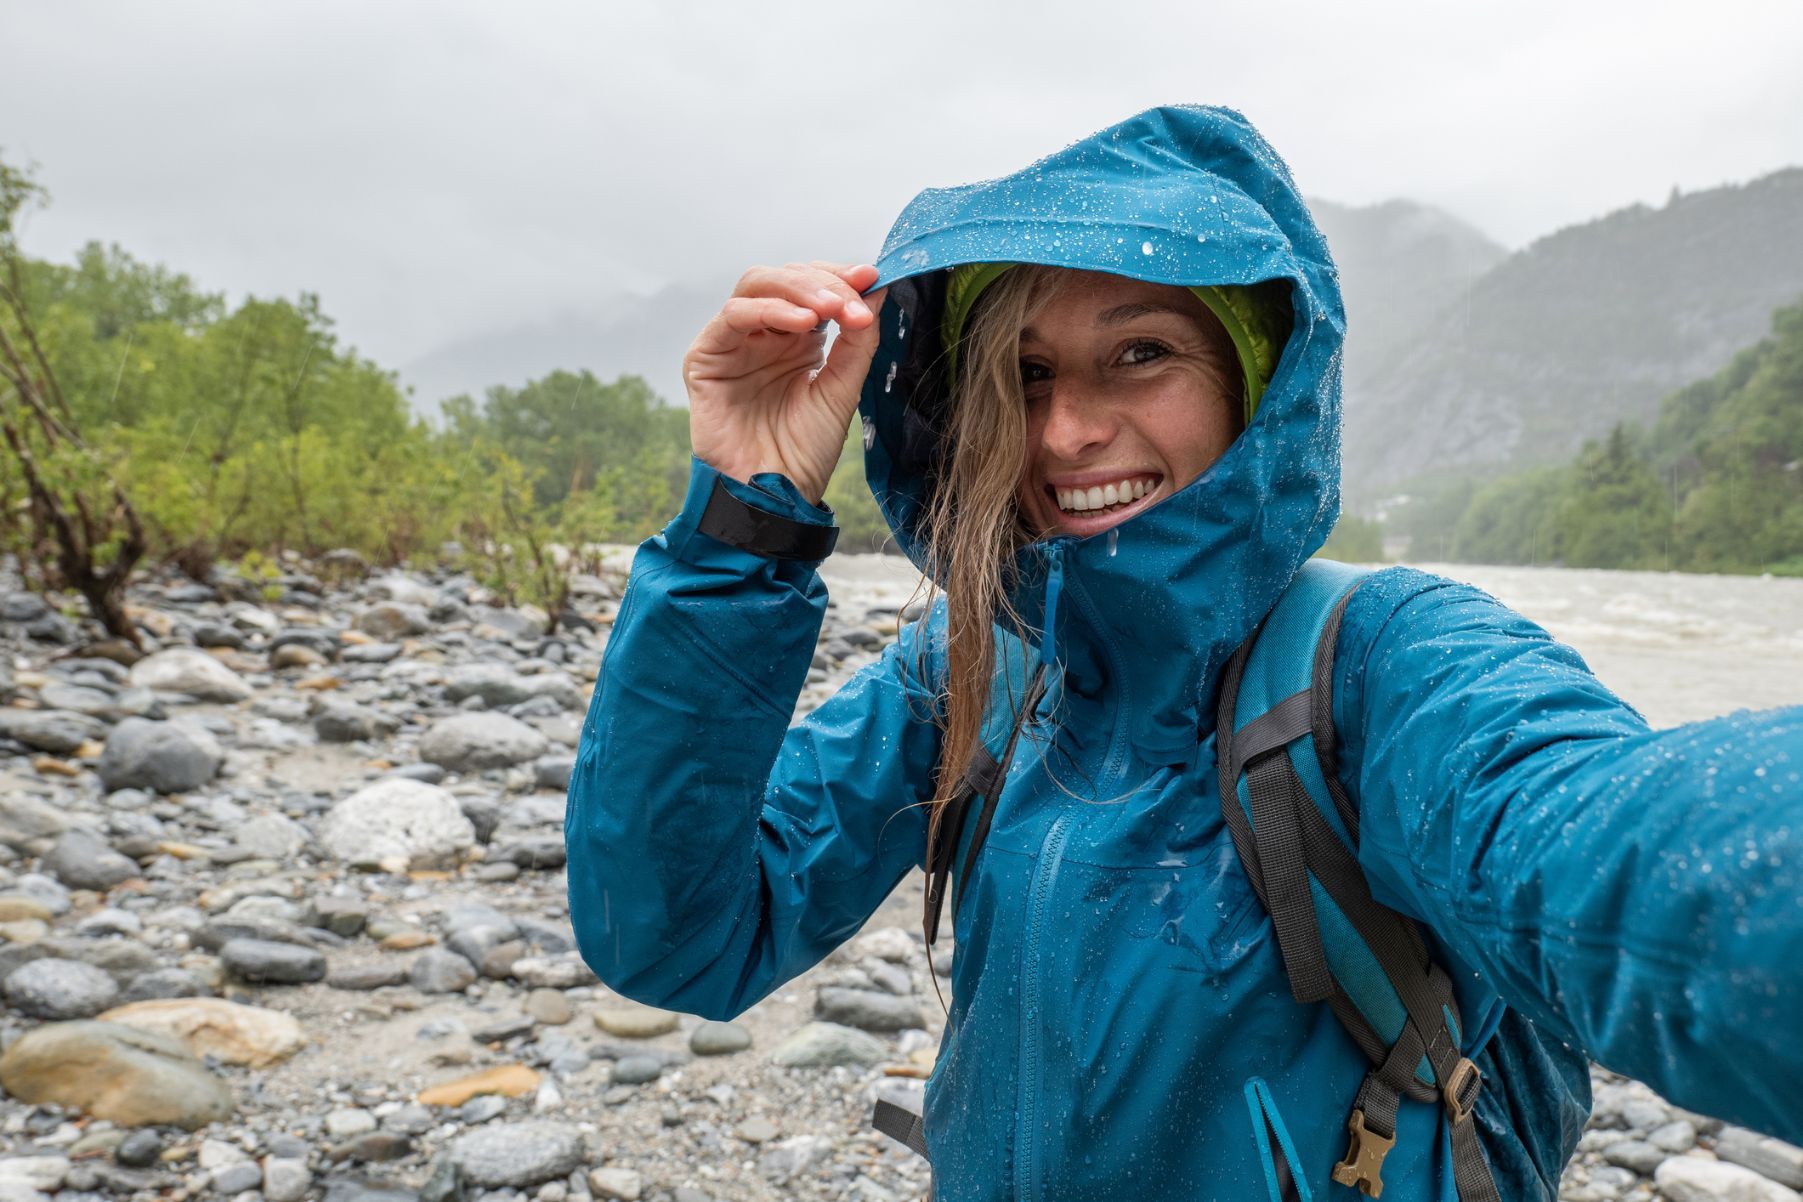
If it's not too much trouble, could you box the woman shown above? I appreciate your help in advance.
[565,106,1803,1201]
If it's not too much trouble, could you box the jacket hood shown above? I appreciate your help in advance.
[858,104,1346,755]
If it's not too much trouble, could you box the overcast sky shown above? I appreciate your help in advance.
[6,1,1803,401]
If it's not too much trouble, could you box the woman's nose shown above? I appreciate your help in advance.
[1037,384,1118,461]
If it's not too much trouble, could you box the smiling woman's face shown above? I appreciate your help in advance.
[1014,271,1242,539]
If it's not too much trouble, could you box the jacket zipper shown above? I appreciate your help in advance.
[1014,808,1074,1202]
[1013,549,1133,1202]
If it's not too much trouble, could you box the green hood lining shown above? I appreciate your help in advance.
[940,262,1291,423]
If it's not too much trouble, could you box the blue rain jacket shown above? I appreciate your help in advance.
[566,106,1803,1201]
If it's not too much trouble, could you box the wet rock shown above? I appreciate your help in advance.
[310,895,369,937]
[43,829,140,891]
[98,997,306,1067]
[0,1021,233,1128]
[1650,1118,1698,1153]
[0,793,73,849]
[114,1130,162,1168]
[814,986,924,1032]
[327,1108,378,1138]
[736,1116,778,1143]
[1601,1139,1665,1175]
[263,1157,312,1202]
[0,1155,70,1194]
[235,812,311,860]
[129,649,252,703]
[314,701,402,744]
[769,1022,888,1069]
[321,1174,419,1202]
[587,1167,643,1201]
[0,708,106,754]
[3,958,120,1019]
[192,623,245,649]
[418,712,549,772]
[271,643,328,669]
[418,1065,540,1107]
[212,1160,264,1194]
[331,1133,413,1164]
[118,967,209,1002]
[356,604,431,641]
[270,627,341,660]
[524,988,572,1025]
[533,755,575,791]
[329,961,410,990]
[509,955,596,989]
[447,1121,585,1188]
[220,938,326,984]
[592,1001,678,1039]
[342,642,403,664]
[410,949,477,994]
[1718,1128,1803,1190]
[609,1056,663,1086]
[97,718,223,793]
[759,1134,832,1185]
[500,838,567,869]
[320,779,476,871]
[689,1020,752,1056]
[1653,1157,1802,1202]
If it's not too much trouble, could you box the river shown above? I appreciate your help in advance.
[817,555,1803,728]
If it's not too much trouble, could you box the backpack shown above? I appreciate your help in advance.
[876,561,1503,1201]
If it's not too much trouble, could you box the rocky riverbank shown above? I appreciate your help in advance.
[0,552,1796,1202]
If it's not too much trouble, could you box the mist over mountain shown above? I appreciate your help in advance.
[398,285,706,418]
[398,198,1508,423]
[1309,198,1507,395]
[1342,168,1803,506]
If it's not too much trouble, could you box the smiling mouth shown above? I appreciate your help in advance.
[1049,474,1161,517]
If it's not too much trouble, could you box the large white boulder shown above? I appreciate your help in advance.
[318,779,475,871]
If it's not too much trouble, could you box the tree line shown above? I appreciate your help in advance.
[1417,296,1803,574]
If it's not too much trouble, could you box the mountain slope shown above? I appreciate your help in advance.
[1343,169,1803,505]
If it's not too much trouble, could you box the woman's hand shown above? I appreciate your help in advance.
[684,261,887,506]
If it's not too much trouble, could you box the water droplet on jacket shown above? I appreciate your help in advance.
[884,362,898,394]
[1141,241,1154,255]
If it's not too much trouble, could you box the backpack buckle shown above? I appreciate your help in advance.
[1443,1056,1482,1124]
[1331,1108,1394,1198]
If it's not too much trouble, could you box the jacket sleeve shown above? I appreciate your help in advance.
[1333,567,1803,1140]
[563,459,941,1021]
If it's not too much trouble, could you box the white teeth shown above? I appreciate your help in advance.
[1053,477,1158,514]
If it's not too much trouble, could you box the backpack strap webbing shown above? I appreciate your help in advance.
[1217,561,1501,1202]
[872,1096,930,1159]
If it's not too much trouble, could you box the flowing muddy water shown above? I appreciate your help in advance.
[820,554,1803,728]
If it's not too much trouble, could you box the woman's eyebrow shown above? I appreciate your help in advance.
[1095,301,1187,326]
[1018,301,1189,344]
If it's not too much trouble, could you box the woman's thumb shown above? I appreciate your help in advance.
[814,288,889,412]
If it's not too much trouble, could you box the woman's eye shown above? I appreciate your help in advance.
[1020,360,1053,387]
[1119,339,1172,366]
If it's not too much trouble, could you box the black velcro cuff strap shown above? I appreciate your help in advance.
[696,475,839,562]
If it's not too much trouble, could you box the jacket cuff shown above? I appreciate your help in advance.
[665,458,837,566]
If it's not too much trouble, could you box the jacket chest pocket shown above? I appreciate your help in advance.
[1068,830,1268,980]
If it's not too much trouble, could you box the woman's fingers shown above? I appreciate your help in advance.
[689,297,821,362]
[733,263,877,328]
